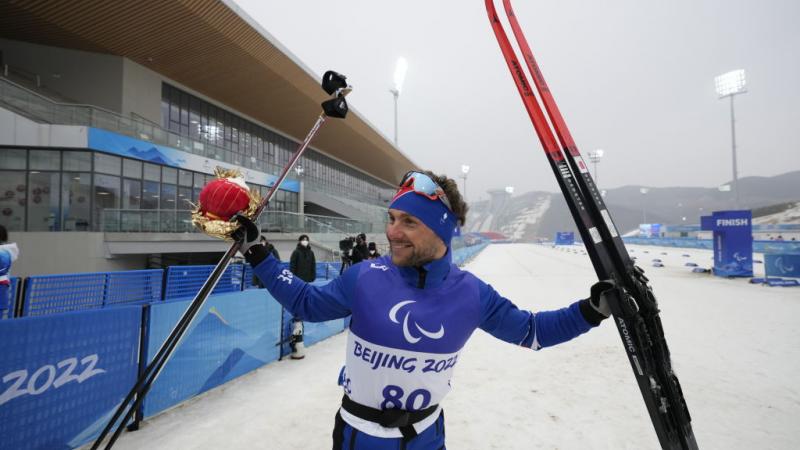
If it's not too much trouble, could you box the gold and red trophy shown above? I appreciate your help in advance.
[191,167,261,239]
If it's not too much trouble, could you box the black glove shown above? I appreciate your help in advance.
[231,214,268,266]
[579,280,615,326]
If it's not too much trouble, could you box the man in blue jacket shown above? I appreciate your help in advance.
[234,170,612,450]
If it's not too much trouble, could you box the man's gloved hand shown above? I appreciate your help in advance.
[579,280,615,326]
[231,214,268,265]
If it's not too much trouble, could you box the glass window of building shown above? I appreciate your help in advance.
[142,181,159,210]
[94,153,121,176]
[94,174,121,231]
[122,178,142,232]
[0,149,26,170]
[162,166,177,185]
[122,179,141,209]
[123,159,143,179]
[61,172,91,231]
[160,183,177,210]
[179,169,193,187]
[177,186,193,210]
[0,171,27,231]
[30,150,61,171]
[143,163,160,182]
[27,171,60,231]
[63,151,91,172]
[192,172,204,202]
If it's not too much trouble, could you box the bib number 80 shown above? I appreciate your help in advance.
[380,384,432,411]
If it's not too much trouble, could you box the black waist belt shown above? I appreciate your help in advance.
[340,395,439,442]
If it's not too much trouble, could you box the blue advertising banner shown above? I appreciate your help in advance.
[0,307,141,450]
[144,290,282,417]
[702,210,753,277]
[88,128,300,192]
[554,232,575,245]
[638,224,662,238]
[765,254,800,279]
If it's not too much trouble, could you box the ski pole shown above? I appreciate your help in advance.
[91,70,351,450]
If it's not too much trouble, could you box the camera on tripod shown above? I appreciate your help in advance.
[339,236,355,253]
[338,236,355,274]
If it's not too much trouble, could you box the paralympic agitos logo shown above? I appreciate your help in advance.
[389,300,445,344]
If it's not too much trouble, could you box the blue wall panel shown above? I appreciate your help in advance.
[0,307,141,450]
[144,290,282,417]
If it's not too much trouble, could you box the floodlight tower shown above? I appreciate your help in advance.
[389,57,408,146]
[461,165,470,203]
[715,69,747,209]
[640,187,649,224]
[587,149,604,188]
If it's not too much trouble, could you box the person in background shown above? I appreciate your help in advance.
[0,225,19,319]
[367,242,381,260]
[288,234,316,359]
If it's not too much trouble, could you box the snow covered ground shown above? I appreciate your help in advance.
[102,244,800,450]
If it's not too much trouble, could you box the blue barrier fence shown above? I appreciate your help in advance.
[22,270,163,317]
[623,237,800,254]
[9,261,345,319]
[1,277,18,319]
[453,242,490,266]
[164,264,244,300]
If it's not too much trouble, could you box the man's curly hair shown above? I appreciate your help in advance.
[421,170,469,226]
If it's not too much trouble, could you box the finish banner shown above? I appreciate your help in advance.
[701,210,753,277]
[0,307,141,450]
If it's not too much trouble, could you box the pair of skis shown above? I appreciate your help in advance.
[485,1,698,449]
[90,71,351,450]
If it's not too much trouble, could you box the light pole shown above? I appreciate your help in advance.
[715,69,747,209]
[587,149,604,188]
[461,165,470,203]
[640,187,649,224]
[390,57,408,146]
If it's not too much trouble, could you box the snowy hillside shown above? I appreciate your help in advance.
[466,191,552,240]
[753,201,800,224]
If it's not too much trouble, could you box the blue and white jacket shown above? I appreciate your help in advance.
[253,250,596,437]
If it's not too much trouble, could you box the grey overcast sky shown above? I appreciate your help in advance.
[235,0,800,202]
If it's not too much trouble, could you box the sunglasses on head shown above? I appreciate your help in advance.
[397,171,453,211]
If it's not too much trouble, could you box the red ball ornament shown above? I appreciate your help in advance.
[198,177,251,221]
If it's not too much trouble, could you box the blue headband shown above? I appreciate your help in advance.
[389,190,458,245]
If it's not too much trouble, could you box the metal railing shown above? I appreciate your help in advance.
[100,209,373,234]
[0,76,283,174]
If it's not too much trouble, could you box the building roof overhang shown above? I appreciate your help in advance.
[0,0,416,186]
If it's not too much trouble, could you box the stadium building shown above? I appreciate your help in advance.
[0,0,415,277]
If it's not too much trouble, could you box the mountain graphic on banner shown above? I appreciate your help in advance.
[126,146,176,166]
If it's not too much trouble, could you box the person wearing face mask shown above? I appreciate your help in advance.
[233,170,613,449]
[290,234,316,283]
[288,234,316,360]
[367,242,381,260]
